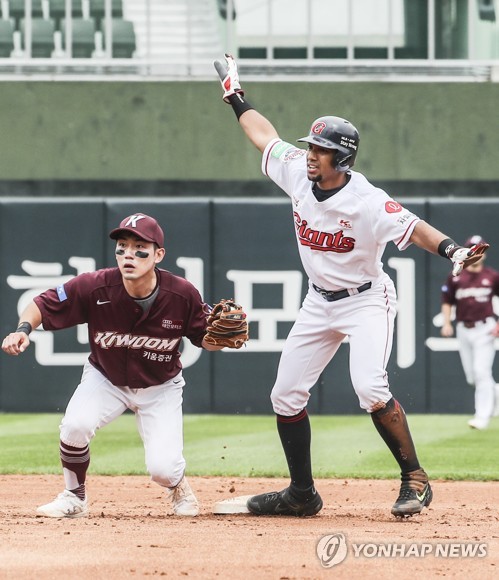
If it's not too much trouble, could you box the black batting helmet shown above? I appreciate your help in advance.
[297,116,360,172]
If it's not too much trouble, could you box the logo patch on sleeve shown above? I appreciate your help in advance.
[271,141,294,159]
[283,148,306,162]
[56,284,68,302]
[385,201,403,214]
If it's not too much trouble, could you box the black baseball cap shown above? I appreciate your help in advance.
[109,213,165,248]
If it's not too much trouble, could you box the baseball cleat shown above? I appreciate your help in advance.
[391,469,433,518]
[169,476,199,516]
[36,489,89,518]
[468,417,489,430]
[247,485,323,517]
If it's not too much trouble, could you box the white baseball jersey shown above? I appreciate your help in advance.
[262,139,420,291]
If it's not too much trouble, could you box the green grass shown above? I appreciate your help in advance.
[0,413,498,480]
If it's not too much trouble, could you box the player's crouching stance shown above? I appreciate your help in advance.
[214,54,488,518]
[2,213,248,519]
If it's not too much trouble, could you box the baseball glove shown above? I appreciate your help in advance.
[448,241,489,276]
[204,299,249,349]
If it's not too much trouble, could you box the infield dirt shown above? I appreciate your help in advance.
[0,475,497,579]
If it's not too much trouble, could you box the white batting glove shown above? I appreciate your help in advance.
[449,247,470,276]
[448,242,489,276]
[214,54,244,103]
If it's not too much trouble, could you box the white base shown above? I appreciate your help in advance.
[212,495,253,514]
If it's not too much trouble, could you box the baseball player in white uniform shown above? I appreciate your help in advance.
[214,54,489,518]
[441,235,499,430]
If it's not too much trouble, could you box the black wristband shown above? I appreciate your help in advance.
[437,238,457,259]
[227,93,254,120]
[16,322,32,335]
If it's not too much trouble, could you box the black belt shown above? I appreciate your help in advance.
[313,281,372,302]
[462,320,487,328]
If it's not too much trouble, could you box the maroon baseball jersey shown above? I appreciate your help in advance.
[34,267,208,389]
[441,266,499,322]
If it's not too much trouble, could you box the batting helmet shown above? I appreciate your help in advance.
[464,234,487,248]
[297,116,360,172]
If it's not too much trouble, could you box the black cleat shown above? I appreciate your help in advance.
[391,469,433,518]
[247,486,323,517]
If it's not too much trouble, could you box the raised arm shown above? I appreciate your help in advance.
[214,54,279,153]
[238,109,279,153]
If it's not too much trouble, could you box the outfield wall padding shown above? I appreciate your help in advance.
[1,198,497,414]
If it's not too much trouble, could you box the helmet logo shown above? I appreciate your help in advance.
[340,137,358,150]
[312,121,327,135]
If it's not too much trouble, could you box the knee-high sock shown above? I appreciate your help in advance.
[276,409,314,491]
[60,440,90,500]
[371,398,421,474]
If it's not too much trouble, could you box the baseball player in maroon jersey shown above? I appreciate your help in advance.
[441,235,499,430]
[214,54,489,518]
[2,213,227,518]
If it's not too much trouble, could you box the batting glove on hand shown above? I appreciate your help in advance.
[214,54,244,103]
[448,242,489,276]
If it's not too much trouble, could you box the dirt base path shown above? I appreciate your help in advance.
[0,475,497,579]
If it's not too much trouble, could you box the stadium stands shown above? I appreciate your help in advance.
[9,0,44,30]
[0,0,494,80]
[48,0,84,31]
[88,0,123,29]
[1,0,136,58]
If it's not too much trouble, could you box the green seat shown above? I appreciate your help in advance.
[47,0,84,31]
[89,0,123,29]
[0,20,14,57]
[101,19,135,58]
[20,18,55,57]
[9,0,44,30]
[61,18,95,58]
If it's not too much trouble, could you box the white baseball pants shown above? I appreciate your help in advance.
[456,317,497,422]
[60,361,186,488]
[271,278,397,415]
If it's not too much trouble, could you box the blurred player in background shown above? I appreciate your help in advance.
[214,54,489,518]
[441,235,499,430]
[2,213,228,518]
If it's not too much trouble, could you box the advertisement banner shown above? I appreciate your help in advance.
[1,198,497,414]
